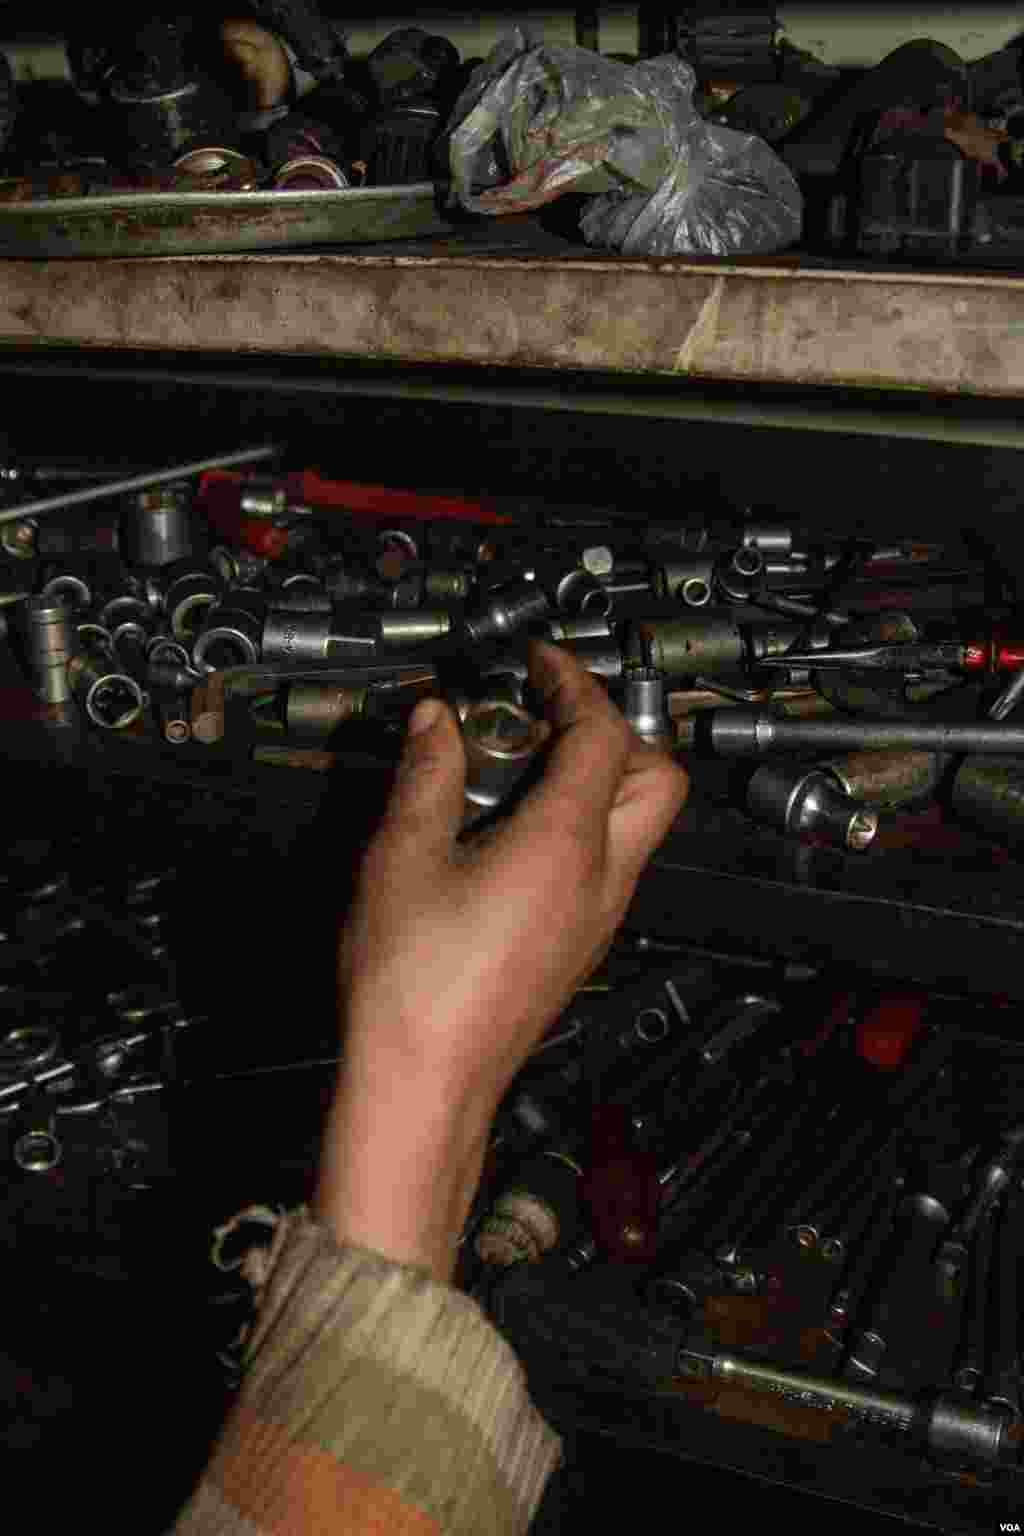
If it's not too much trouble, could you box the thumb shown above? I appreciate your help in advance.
[379,697,467,866]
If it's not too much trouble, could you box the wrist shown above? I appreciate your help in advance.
[315,1068,492,1283]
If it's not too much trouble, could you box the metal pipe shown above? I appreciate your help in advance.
[0,443,283,525]
[712,711,1024,757]
[23,594,72,703]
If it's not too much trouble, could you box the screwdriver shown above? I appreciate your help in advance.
[755,635,1024,675]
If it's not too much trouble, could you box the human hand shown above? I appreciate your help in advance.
[316,641,688,1277]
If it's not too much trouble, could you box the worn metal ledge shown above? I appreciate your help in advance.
[2,246,1024,396]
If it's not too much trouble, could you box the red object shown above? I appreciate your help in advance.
[196,477,291,559]
[961,630,1024,674]
[198,468,515,529]
[583,1104,661,1263]
[856,995,926,1070]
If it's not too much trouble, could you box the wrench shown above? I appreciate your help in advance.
[954,1195,1000,1394]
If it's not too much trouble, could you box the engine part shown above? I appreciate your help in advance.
[846,1191,952,1381]
[548,615,613,642]
[712,711,1024,757]
[622,669,674,751]
[677,1342,1017,1469]
[475,1148,582,1266]
[193,602,264,672]
[23,595,73,704]
[825,751,943,808]
[716,546,764,603]
[40,573,92,613]
[461,698,549,825]
[465,582,551,645]
[67,646,145,730]
[377,610,452,645]
[285,682,368,738]
[119,483,193,568]
[953,757,1024,848]
[747,763,878,852]
[985,1187,1024,1417]
[162,566,223,644]
[658,556,715,608]
[0,444,281,528]
[954,1197,999,1394]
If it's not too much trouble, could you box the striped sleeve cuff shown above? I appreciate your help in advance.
[191,1208,563,1536]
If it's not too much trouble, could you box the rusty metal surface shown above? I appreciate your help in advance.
[0,184,448,259]
[1,243,1024,396]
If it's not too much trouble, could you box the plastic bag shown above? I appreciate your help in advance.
[447,29,802,257]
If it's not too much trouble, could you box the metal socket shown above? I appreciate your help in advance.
[747,763,878,852]
[13,1100,62,1173]
[659,557,715,608]
[193,605,263,671]
[548,615,612,642]
[623,669,674,751]
[743,524,793,557]
[40,573,92,613]
[163,568,223,644]
[24,594,73,703]
[559,637,624,680]
[262,608,332,664]
[377,610,452,645]
[286,682,368,738]
[827,751,943,808]
[634,615,745,679]
[462,699,549,820]
[424,568,472,603]
[67,646,145,729]
[120,483,193,567]
[717,546,764,602]
[465,582,550,644]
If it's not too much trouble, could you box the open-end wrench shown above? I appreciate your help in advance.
[985,1185,1024,1418]
[954,1195,1000,1394]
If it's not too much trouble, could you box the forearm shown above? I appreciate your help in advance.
[314,1058,491,1283]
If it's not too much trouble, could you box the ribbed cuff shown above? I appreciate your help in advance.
[230,1208,563,1535]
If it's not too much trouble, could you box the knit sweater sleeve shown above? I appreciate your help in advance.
[171,1207,563,1536]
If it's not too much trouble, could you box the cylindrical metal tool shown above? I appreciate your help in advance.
[119,483,193,568]
[465,581,551,644]
[747,763,878,852]
[846,1191,952,1381]
[147,663,199,692]
[267,587,334,614]
[475,1148,583,1266]
[262,609,331,664]
[954,1197,999,1394]
[162,565,223,644]
[424,568,472,604]
[712,711,1024,757]
[67,646,145,730]
[193,602,263,671]
[953,757,1024,847]
[40,572,92,613]
[462,698,549,824]
[635,614,745,679]
[285,682,368,739]
[549,615,613,642]
[622,669,674,751]
[658,556,715,608]
[23,594,73,703]
[826,751,943,808]
[743,524,793,557]
[677,1345,1017,1468]
[716,546,764,602]
[377,610,452,645]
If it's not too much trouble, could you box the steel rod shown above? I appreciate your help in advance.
[711,710,1024,757]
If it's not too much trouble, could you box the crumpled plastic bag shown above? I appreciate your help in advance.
[447,28,802,257]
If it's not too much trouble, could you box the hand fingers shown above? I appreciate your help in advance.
[515,641,632,844]
[607,741,689,885]
[372,697,466,873]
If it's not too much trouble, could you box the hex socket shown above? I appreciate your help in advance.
[462,698,549,821]
[623,668,674,750]
[659,557,715,607]
[262,608,332,664]
[286,682,368,738]
[163,567,223,644]
[67,646,145,729]
[747,763,878,851]
[634,614,745,678]
[24,594,73,703]
[193,605,263,671]
[378,610,452,645]
[465,582,551,644]
[119,484,193,568]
